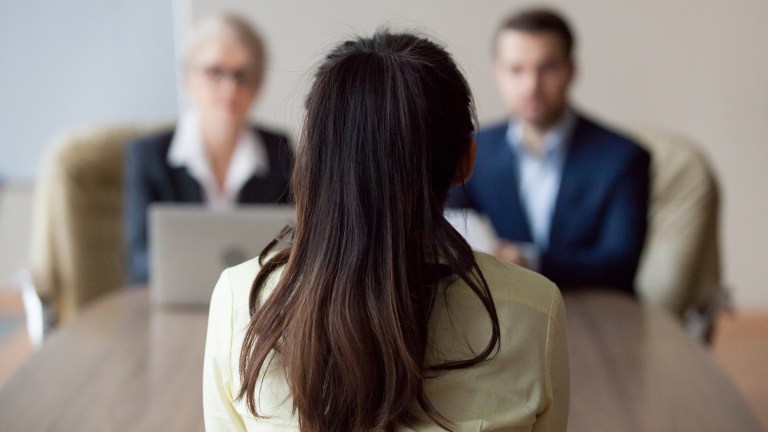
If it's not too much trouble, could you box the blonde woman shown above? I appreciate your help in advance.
[124,14,294,284]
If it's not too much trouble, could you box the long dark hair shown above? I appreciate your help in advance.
[238,31,500,431]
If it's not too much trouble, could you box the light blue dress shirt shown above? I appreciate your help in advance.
[506,110,577,269]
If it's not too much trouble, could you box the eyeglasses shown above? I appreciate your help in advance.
[195,65,258,87]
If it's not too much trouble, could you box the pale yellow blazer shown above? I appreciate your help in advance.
[203,252,569,431]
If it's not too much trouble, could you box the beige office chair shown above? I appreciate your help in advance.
[25,125,163,329]
[630,129,729,342]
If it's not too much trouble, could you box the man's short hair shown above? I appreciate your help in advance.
[495,8,574,58]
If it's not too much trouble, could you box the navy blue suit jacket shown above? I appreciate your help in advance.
[123,126,294,284]
[448,114,650,293]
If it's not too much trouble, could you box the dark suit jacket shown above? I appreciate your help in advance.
[448,113,650,293]
[123,126,294,284]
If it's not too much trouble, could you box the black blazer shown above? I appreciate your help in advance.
[123,126,294,284]
[448,113,650,293]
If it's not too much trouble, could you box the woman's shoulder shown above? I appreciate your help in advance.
[124,129,176,180]
[127,128,175,154]
[219,255,283,308]
[224,255,263,282]
[218,251,562,323]
[469,251,561,316]
[221,255,263,296]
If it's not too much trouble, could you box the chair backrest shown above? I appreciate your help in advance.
[629,129,723,319]
[29,125,163,324]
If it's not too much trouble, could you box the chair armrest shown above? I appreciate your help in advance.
[15,268,55,348]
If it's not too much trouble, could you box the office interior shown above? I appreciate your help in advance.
[0,0,766,430]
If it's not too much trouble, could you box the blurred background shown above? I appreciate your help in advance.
[0,0,766,426]
[2,0,767,308]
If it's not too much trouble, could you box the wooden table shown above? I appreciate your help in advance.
[0,288,207,432]
[565,291,762,432]
[0,289,761,432]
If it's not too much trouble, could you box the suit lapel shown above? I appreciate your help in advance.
[237,128,272,203]
[550,116,591,246]
[169,166,203,202]
[482,125,532,241]
[502,147,533,241]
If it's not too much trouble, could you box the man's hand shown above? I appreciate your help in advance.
[493,241,529,267]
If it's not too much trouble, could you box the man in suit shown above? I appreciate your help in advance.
[123,14,294,284]
[449,8,650,293]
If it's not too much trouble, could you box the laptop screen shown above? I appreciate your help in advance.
[149,204,295,307]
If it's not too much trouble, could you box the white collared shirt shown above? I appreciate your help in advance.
[507,109,576,255]
[167,110,270,209]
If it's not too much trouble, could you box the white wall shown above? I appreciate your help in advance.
[0,0,179,181]
[188,0,768,309]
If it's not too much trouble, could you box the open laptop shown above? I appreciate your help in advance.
[149,204,295,307]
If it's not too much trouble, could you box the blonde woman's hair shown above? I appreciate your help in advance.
[184,13,267,88]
